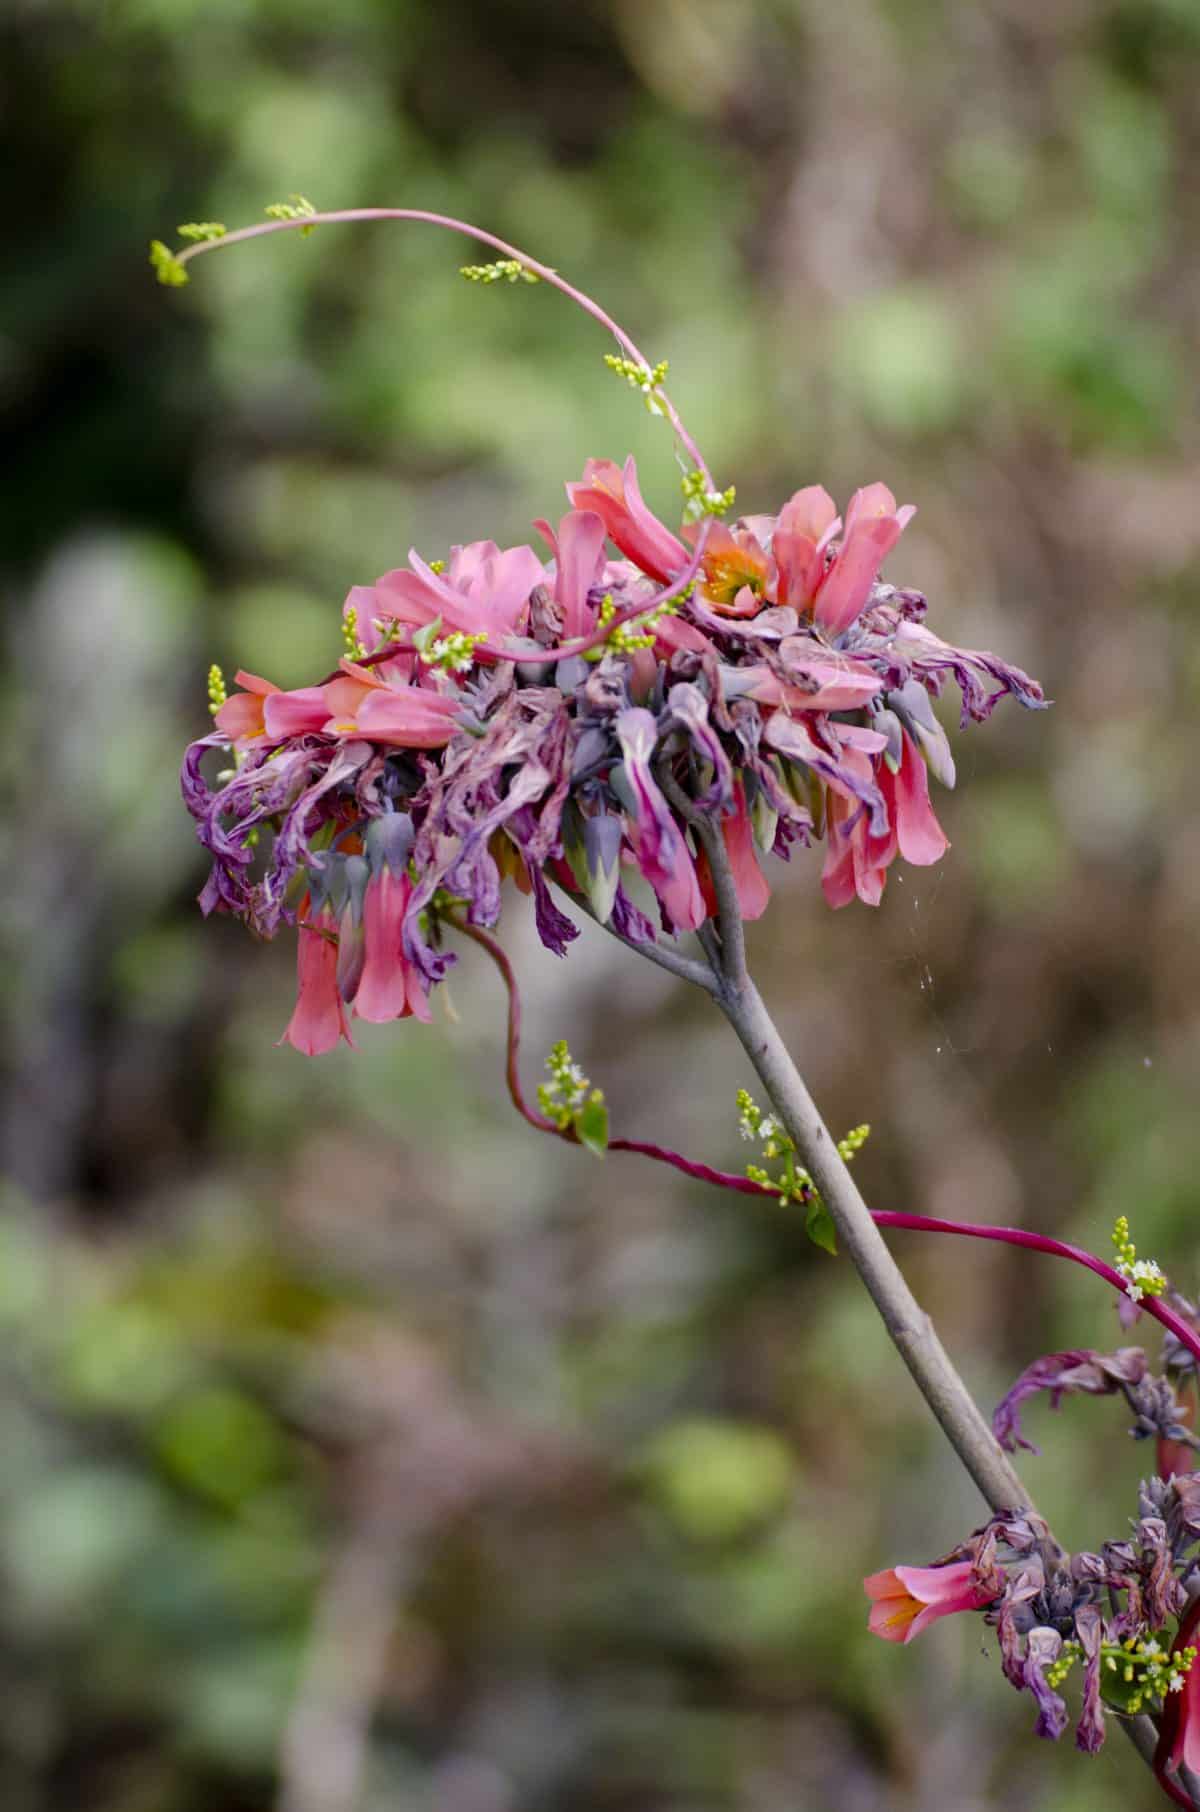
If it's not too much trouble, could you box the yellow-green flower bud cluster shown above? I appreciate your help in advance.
[837,1124,870,1164]
[603,353,669,416]
[736,1092,867,1255]
[265,195,317,235]
[149,240,189,287]
[177,222,227,243]
[1047,1633,1198,1712]
[1112,1215,1167,1302]
[421,630,489,674]
[342,606,367,660]
[460,259,539,284]
[590,589,679,655]
[539,1040,594,1130]
[681,469,737,523]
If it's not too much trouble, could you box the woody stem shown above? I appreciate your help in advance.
[684,830,1182,1792]
[713,962,1030,1509]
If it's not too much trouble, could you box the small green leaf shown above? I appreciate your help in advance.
[575,1091,609,1156]
[805,1195,838,1256]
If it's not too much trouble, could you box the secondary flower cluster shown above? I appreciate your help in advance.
[868,1315,1200,1799]
[183,456,1045,1052]
[867,1488,1200,1769]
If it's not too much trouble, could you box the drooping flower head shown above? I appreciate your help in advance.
[183,452,1045,1045]
[172,203,1045,1051]
[864,1559,997,1643]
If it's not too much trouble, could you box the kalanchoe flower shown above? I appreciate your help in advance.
[864,1558,998,1643]
[1156,1598,1200,1800]
[566,456,687,584]
[280,896,355,1056]
[867,1476,1200,1768]
[182,441,1046,1048]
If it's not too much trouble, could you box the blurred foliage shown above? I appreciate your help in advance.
[3,0,1200,1807]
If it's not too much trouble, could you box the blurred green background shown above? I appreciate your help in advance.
[3,0,1200,1807]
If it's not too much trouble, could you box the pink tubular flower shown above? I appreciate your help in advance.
[532,508,608,639]
[353,817,431,1024]
[566,456,688,583]
[821,728,947,909]
[213,670,280,747]
[771,482,915,639]
[697,780,770,922]
[279,899,354,1056]
[262,657,460,749]
[813,483,916,638]
[368,538,547,643]
[883,727,950,866]
[865,1560,995,1644]
[772,484,841,608]
[690,518,769,617]
[1156,1599,1200,1800]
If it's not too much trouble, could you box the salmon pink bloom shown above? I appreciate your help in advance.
[367,538,546,644]
[772,484,840,608]
[184,430,1045,1055]
[279,898,354,1056]
[813,483,915,638]
[697,780,770,922]
[213,670,280,747]
[262,657,461,749]
[351,816,431,1024]
[1156,1599,1200,1801]
[531,508,608,639]
[865,1559,995,1644]
[689,518,769,617]
[771,482,915,639]
[566,456,687,583]
[820,728,947,909]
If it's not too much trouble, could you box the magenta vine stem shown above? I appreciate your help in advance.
[170,208,714,487]
[455,913,1200,1374]
[450,912,768,1192]
[872,1212,1200,1373]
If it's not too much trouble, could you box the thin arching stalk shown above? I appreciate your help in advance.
[169,207,713,486]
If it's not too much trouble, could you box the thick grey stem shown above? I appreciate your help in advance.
[711,963,1173,1789]
[718,969,1028,1509]
[680,818,1172,1790]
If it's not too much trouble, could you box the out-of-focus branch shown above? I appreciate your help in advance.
[277,1456,417,1812]
[277,1327,599,1812]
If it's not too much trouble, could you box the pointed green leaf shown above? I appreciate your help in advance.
[576,1092,609,1156]
[805,1194,838,1256]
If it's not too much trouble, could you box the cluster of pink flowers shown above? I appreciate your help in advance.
[866,1336,1200,1798]
[183,455,1044,1053]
